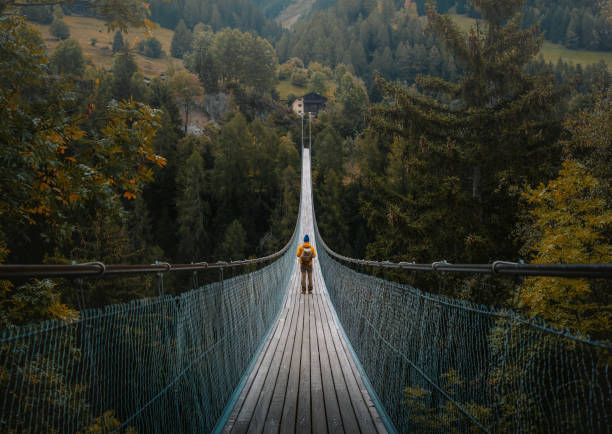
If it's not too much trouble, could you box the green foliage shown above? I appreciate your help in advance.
[184,28,218,91]
[50,18,70,40]
[111,44,138,98]
[53,4,64,19]
[185,27,278,94]
[170,19,193,59]
[403,371,492,432]
[221,219,248,260]
[50,38,85,76]
[176,147,209,261]
[308,71,328,95]
[168,70,203,133]
[290,69,308,87]
[519,95,612,337]
[147,0,282,41]
[362,0,561,280]
[20,4,53,24]
[138,36,163,58]
[112,30,124,53]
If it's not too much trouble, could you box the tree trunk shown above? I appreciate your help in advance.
[184,103,189,134]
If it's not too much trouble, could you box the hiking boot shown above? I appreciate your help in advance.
[308,288,313,294]
[301,287,306,294]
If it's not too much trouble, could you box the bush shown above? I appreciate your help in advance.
[50,19,70,40]
[290,70,308,88]
[112,30,124,53]
[52,5,64,20]
[21,5,53,24]
[138,37,163,59]
[279,62,295,80]
[50,38,85,76]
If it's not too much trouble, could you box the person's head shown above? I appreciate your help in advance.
[304,234,309,243]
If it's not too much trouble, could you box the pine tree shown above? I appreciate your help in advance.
[111,44,138,99]
[220,220,247,260]
[368,0,562,265]
[50,38,85,76]
[176,149,209,262]
[170,19,193,59]
[112,30,124,53]
[565,10,581,49]
[50,19,70,40]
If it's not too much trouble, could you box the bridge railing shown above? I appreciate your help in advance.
[314,223,611,433]
[0,217,301,433]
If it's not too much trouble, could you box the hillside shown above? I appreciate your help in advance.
[32,16,184,77]
[449,13,612,68]
[277,0,317,28]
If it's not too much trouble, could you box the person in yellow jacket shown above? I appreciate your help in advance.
[297,234,316,294]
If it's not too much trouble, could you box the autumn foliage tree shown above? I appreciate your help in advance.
[520,94,611,338]
[0,13,165,323]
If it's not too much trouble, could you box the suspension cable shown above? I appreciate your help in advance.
[315,226,612,278]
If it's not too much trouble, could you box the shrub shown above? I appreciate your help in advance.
[50,19,70,40]
[112,31,124,53]
[50,39,84,76]
[21,5,53,24]
[290,70,308,88]
[138,37,163,59]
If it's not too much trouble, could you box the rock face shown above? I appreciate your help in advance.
[276,0,317,29]
[204,92,231,122]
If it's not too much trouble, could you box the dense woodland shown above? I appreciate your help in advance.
[0,2,610,433]
[1,0,611,340]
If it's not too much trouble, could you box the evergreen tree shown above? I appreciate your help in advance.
[185,29,219,91]
[112,30,124,53]
[565,10,581,49]
[50,38,85,76]
[111,45,138,99]
[171,19,193,59]
[168,70,203,134]
[368,0,562,270]
[50,19,70,40]
[220,219,247,260]
[176,149,209,262]
[308,71,328,95]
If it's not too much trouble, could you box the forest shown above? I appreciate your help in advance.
[1,0,610,336]
[0,0,610,432]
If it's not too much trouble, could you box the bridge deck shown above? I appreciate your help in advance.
[222,148,387,434]
[222,272,386,434]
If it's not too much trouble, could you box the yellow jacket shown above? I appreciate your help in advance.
[297,242,316,265]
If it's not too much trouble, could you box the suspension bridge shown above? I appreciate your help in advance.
[0,145,611,433]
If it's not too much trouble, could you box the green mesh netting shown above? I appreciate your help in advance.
[0,228,299,433]
[315,230,612,433]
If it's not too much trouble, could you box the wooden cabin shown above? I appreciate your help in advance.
[291,93,327,117]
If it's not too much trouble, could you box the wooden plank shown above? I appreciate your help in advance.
[222,292,288,433]
[278,283,306,433]
[316,270,378,434]
[309,292,328,434]
[296,285,311,434]
[246,275,302,433]
[263,281,303,432]
[312,286,352,434]
[228,273,299,433]
[337,318,388,434]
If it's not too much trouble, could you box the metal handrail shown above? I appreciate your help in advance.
[315,225,612,279]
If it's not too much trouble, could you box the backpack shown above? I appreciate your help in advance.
[301,245,313,262]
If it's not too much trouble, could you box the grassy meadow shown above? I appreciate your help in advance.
[449,13,612,68]
[32,16,184,77]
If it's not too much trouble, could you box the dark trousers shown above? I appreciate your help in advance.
[300,263,313,291]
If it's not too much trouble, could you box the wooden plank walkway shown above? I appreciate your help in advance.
[222,148,387,434]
